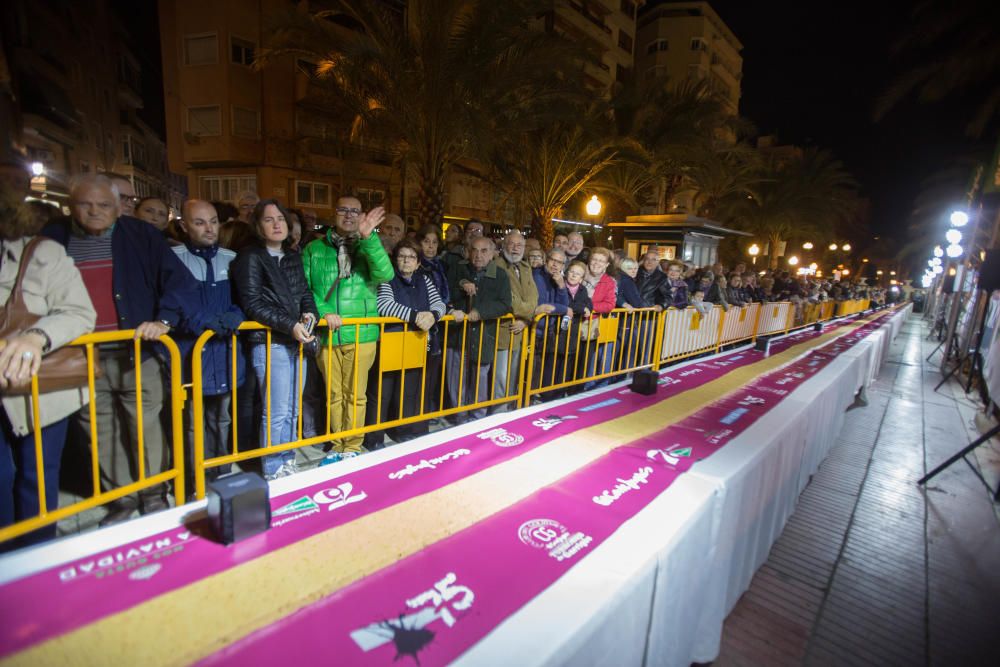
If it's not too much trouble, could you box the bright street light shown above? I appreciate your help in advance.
[802,241,814,249]
[946,243,963,258]
[585,195,602,216]
[877,270,884,275]
[842,243,852,251]
[748,243,760,265]
[945,229,962,244]
[828,243,838,251]
[889,270,896,276]
[933,245,944,258]
[30,162,44,176]
[841,268,850,276]
[950,211,969,227]
[788,255,799,266]
[933,265,944,274]
[932,257,942,266]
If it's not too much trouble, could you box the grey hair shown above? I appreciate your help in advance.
[620,258,639,271]
[69,173,120,201]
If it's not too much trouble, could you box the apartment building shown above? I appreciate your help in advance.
[636,1,742,113]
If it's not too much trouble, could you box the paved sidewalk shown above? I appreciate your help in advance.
[715,316,1000,666]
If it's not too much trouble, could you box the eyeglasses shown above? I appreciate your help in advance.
[336,206,362,217]
[396,253,419,261]
[119,195,140,205]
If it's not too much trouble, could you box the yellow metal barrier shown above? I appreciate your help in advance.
[524,307,661,401]
[0,331,186,544]
[190,315,523,498]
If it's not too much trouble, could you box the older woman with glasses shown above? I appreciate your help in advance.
[371,240,446,446]
[583,247,618,387]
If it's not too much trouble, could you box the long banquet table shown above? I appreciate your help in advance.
[0,305,910,666]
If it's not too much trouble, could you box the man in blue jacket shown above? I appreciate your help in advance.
[172,200,245,492]
[531,248,569,392]
[42,174,198,524]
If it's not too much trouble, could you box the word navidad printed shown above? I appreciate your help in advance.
[592,466,656,507]
[58,530,195,582]
[517,518,593,562]
[388,448,472,480]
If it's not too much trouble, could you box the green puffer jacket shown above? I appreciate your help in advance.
[302,230,394,345]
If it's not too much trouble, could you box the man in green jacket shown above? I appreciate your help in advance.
[302,196,394,454]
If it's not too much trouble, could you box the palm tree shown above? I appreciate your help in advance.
[486,102,624,249]
[874,0,1000,138]
[259,0,587,226]
[719,148,859,268]
[680,145,762,218]
[598,76,750,213]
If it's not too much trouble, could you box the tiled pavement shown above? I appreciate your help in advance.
[715,316,1000,666]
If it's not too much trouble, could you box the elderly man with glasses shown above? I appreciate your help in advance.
[42,174,198,524]
[531,249,570,393]
[302,195,394,458]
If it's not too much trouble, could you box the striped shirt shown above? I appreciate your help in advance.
[67,227,117,331]
[377,274,446,323]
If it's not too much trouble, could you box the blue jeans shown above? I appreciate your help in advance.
[251,343,304,477]
[0,410,69,551]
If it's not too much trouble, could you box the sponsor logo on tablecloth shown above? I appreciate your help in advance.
[517,519,593,562]
[388,449,472,480]
[531,414,579,431]
[477,427,525,447]
[592,465,656,507]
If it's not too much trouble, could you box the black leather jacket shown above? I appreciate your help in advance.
[636,267,669,308]
[231,244,319,345]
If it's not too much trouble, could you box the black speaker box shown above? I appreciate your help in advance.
[630,369,658,395]
[206,472,271,545]
[755,336,771,354]
[981,249,1000,293]
[813,321,823,332]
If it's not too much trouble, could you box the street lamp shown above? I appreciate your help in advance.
[788,255,799,266]
[945,229,962,244]
[828,243,838,251]
[950,211,969,227]
[876,270,884,276]
[933,245,944,258]
[802,241,814,250]
[585,195,602,217]
[748,243,760,265]
[946,243,963,258]
[842,243,852,251]
[30,162,45,176]
[809,262,818,270]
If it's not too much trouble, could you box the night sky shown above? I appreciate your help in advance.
[707,0,994,240]
[127,0,995,243]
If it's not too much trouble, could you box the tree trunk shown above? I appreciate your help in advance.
[416,162,446,228]
[532,206,561,250]
[768,232,782,269]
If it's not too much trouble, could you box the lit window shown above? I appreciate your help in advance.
[184,33,219,66]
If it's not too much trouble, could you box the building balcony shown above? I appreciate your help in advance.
[563,1,612,36]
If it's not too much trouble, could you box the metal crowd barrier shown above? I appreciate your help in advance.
[1,297,875,543]
[524,307,662,401]
[0,331,186,544]
[189,315,522,499]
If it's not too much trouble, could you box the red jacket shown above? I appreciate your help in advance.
[590,273,618,313]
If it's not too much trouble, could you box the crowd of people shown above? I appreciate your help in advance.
[0,169,890,549]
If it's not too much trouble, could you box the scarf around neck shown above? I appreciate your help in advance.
[326,228,356,280]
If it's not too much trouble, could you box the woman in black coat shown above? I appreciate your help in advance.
[231,199,318,480]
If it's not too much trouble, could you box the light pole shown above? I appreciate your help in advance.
[748,243,760,265]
